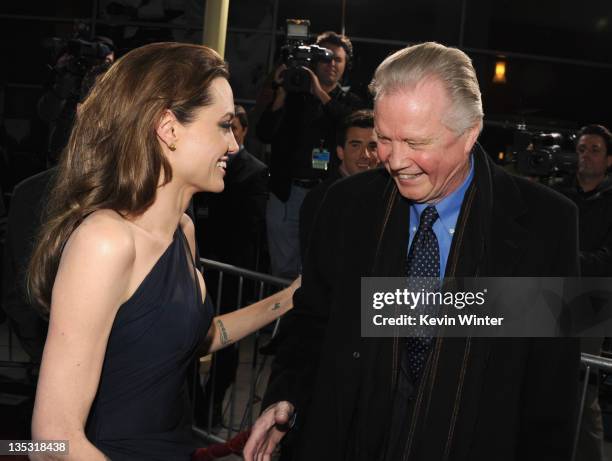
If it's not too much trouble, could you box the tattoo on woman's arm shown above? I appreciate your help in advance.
[217,319,230,345]
[272,302,282,311]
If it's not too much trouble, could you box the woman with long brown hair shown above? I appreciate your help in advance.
[27,42,299,461]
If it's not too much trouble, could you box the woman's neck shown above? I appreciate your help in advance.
[129,181,194,241]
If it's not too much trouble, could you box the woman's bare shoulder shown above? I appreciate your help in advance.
[61,209,136,273]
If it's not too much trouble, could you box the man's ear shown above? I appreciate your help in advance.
[463,123,481,154]
[607,155,612,168]
[156,109,179,151]
[336,145,345,161]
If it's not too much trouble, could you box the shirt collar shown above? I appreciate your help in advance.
[412,156,474,229]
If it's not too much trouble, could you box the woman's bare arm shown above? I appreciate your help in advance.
[204,281,297,353]
[180,214,300,354]
[30,214,135,461]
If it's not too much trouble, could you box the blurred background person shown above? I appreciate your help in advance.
[194,104,268,428]
[555,123,612,461]
[299,108,378,260]
[37,27,115,166]
[257,31,364,279]
[2,62,112,368]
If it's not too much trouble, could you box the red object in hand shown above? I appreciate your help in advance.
[192,429,251,461]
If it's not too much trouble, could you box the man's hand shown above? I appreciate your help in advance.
[243,401,295,461]
[271,64,288,111]
[303,67,331,104]
[273,64,287,87]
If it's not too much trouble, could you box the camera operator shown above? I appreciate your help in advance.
[257,30,365,279]
[554,124,612,461]
[38,31,114,164]
[556,124,612,276]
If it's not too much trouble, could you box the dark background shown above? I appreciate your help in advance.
[0,0,611,191]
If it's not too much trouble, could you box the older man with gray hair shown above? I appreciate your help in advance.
[245,42,580,461]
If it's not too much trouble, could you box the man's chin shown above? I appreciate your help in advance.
[395,181,422,200]
[320,77,337,87]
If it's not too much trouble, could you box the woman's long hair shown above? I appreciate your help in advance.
[27,42,229,313]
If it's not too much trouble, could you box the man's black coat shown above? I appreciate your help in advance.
[555,175,612,277]
[298,169,342,261]
[265,145,581,461]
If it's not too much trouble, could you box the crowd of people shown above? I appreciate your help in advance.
[0,27,611,461]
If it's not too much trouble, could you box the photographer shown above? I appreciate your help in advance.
[257,30,365,278]
[38,32,114,163]
[555,124,612,461]
[556,124,612,277]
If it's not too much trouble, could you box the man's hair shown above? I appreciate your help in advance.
[316,31,353,64]
[337,109,374,147]
[234,104,248,129]
[369,42,483,134]
[576,124,612,156]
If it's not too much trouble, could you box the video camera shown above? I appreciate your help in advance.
[280,19,334,93]
[509,124,577,177]
[44,37,113,98]
[39,25,113,123]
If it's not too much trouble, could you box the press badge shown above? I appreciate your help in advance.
[311,146,330,171]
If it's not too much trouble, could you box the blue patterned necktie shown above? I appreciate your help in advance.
[403,205,440,382]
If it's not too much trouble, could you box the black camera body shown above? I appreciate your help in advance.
[511,127,577,177]
[282,44,333,93]
[50,38,112,85]
[280,19,333,93]
[39,34,113,123]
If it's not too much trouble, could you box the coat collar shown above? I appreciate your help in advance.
[472,143,529,276]
[372,143,529,277]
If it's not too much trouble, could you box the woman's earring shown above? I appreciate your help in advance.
[169,143,176,151]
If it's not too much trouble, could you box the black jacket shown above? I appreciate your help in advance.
[265,145,580,461]
[555,175,612,276]
[2,168,55,362]
[196,147,268,270]
[298,169,343,261]
[256,86,364,202]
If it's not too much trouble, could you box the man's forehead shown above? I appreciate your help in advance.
[579,134,605,144]
[320,42,346,58]
[346,126,375,139]
[375,80,449,127]
[375,76,448,105]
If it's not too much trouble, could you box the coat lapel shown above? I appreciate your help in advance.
[451,144,529,278]
[407,145,531,459]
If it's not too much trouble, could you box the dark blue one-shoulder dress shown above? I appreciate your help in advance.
[86,228,213,460]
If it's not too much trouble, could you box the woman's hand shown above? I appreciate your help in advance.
[287,275,301,298]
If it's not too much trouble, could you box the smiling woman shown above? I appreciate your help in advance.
[158,77,238,193]
[25,42,299,461]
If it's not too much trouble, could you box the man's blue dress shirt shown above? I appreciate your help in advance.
[408,158,474,279]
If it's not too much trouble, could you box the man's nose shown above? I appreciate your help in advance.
[387,143,412,170]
